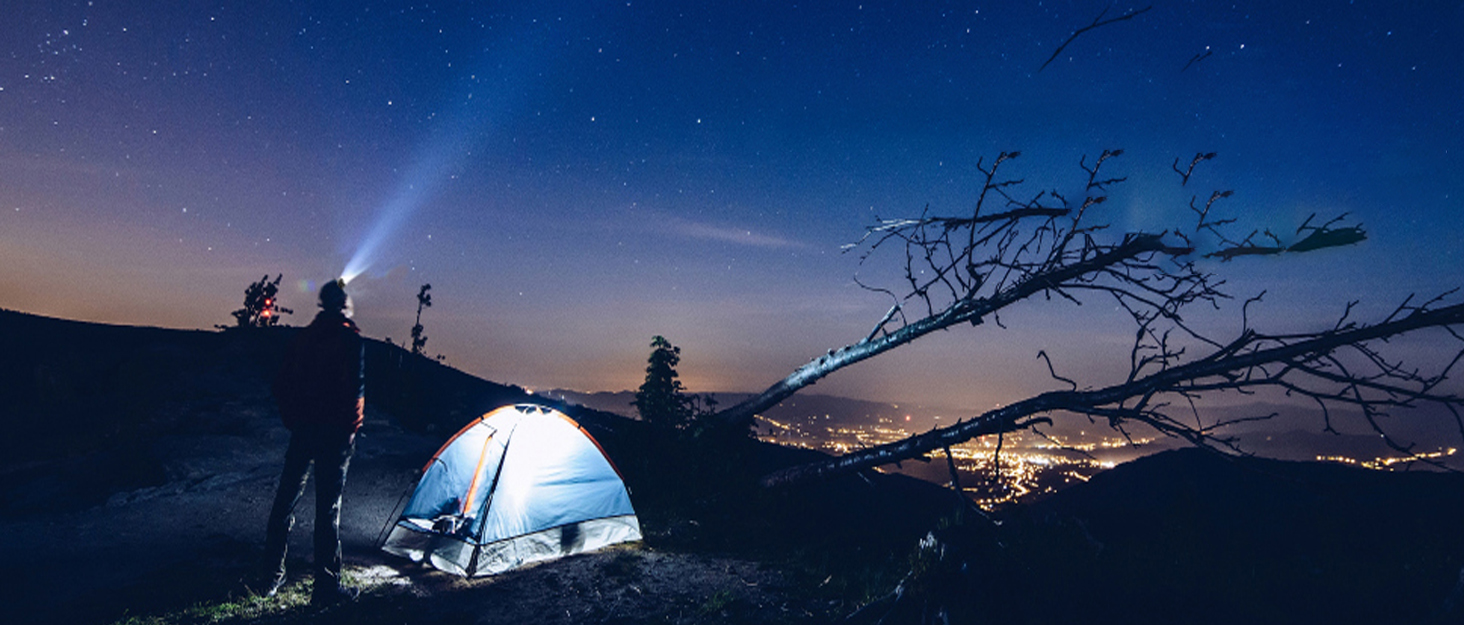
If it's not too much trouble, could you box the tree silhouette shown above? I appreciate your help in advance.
[697,151,1464,488]
[410,283,432,356]
[223,274,292,329]
[632,336,696,430]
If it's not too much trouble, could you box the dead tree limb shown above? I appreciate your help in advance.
[1039,5,1153,72]
[761,300,1464,487]
[1181,47,1213,72]
[700,149,1457,490]
[713,151,1192,431]
[1173,152,1218,186]
[710,231,1189,430]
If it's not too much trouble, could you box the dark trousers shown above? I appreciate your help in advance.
[264,430,355,591]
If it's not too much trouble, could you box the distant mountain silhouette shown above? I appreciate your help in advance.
[547,387,961,430]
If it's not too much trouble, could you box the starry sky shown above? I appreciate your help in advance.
[3,1,1461,415]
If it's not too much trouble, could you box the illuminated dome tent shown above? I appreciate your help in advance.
[381,404,641,576]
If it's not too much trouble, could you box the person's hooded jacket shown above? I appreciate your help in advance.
[272,310,364,436]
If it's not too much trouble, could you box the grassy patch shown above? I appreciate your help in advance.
[697,589,737,616]
[110,577,320,625]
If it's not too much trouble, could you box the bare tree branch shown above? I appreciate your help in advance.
[698,149,1457,491]
[761,300,1464,487]
[1181,47,1213,72]
[711,231,1191,430]
[1039,5,1154,72]
[1173,152,1218,186]
[1289,212,1368,252]
[717,152,1203,430]
[1038,350,1078,390]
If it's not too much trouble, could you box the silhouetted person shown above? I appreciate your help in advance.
[262,279,364,605]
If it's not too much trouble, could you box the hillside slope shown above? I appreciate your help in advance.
[0,310,956,624]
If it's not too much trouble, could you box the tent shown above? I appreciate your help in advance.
[381,403,642,576]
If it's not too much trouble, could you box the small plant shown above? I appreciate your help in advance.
[222,274,292,329]
[699,588,737,616]
[410,283,432,356]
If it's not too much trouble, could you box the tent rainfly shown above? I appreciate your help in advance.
[381,404,642,576]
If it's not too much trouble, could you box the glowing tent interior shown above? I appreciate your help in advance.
[381,404,642,576]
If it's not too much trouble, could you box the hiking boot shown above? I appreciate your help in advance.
[311,584,359,607]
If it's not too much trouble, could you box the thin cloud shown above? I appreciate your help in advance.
[668,218,807,249]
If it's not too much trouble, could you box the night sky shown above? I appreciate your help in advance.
[3,1,1461,415]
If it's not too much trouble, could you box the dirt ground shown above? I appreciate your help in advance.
[0,399,835,625]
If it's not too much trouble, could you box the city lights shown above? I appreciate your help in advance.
[1316,447,1457,470]
[755,414,1135,510]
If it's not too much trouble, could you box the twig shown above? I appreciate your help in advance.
[1172,152,1217,186]
[1038,350,1078,390]
[1181,47,1213,72]
[1039,5,1154,72]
